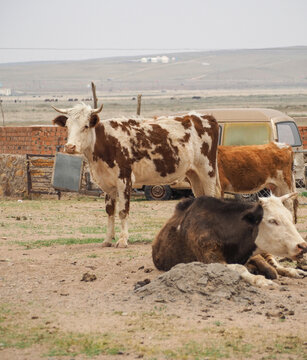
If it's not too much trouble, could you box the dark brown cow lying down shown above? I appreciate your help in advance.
[152,194,307,287]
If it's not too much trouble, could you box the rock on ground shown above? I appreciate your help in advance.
[135,262,262,305]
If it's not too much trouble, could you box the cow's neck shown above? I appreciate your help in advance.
[83,147,94,162]
[82,126,99,162]
[81,124,115,192]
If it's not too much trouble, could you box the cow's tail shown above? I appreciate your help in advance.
[215,158,222,198]
[291,153,299,224]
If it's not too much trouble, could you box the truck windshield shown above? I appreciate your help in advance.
[222,123,271,146]
[276,121,302,147]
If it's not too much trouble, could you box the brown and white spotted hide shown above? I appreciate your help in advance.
[218,142,298,222]
[52,103,220,248]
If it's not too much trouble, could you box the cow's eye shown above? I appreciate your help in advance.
[268,219,279,225]
[84,125,89,130]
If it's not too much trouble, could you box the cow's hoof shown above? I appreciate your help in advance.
[293,269,307,278]
[254,275,278,288]
[102,242,112,248]
[115,242,128,248]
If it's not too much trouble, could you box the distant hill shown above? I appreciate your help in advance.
[1,47,307,94]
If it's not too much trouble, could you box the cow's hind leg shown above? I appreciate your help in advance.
[262,253,307,278]
[116,180,131,248]
[186,170,216,197]
[228,264,277,288]
[103,193,116,247]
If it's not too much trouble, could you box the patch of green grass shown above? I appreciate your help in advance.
[131,197,147,202]
[164,341,229,359]
[160,334,306,360]
[15,237,103,249]
[1,304,307,359]
[0,304,126,357]
[79,226,105,234]
[128,234,153,244]
[0,304,11,323]
[273,336,307,356]
[45,332,125,357]
[1,324,125,357]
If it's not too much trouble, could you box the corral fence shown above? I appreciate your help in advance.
[26,154,60,198]
[26,154,103,198]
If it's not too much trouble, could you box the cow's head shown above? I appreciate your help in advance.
[52,103,103,154]
[255,193,307,260]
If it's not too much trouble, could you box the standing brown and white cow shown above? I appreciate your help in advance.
[52,104,220,247]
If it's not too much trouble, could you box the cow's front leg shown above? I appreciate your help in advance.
[103,193,116,247]
[228,264,278,288]
[262,252,307,278]
[116,180,131,248]
[245,254,278,279]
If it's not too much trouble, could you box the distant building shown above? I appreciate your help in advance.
[0,88,11,96]
[160,56,169,63]
[138,56,175,64]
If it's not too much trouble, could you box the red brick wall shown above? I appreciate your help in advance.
[0,125,306,156]
[299,126,307,149]
[0,126,67,155]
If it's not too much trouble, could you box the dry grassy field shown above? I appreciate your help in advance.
[0,194,307,360]
[1,89,307,126]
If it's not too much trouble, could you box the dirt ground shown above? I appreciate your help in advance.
[0,195,307,360]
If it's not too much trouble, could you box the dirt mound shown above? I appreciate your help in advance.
[135,262,263,305]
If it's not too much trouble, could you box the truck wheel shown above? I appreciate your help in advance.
[144,185,172,201]
[235,193,258,202]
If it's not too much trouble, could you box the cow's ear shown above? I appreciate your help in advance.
[242,204,263,225]
[53,115,68,127]
[89,114,100,128]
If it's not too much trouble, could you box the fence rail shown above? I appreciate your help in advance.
[26,154,61,198]
[26,153,103,198]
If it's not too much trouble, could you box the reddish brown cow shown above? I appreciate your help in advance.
[218,142,298,222]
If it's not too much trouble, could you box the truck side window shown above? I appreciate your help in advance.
[276,122,302,147]
[222,123,271,146]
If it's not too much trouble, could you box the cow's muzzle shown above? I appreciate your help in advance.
[64,144,77,154]
[294,242,307,259]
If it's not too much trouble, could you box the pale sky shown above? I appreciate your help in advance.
[0,0,307,64]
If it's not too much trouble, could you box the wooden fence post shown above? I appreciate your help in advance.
[0,101,5,126]
[137,94,142,115]
[91,82,98,108]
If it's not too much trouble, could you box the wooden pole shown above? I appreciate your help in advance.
[91,82,98,108]
[137,94,142,116]
[0,101,5,126]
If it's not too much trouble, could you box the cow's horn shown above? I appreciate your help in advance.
[51,105,68,114]
[92,104,103,114]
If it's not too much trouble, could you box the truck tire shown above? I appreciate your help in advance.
[234,193,258,202]
[144,185,173,201]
